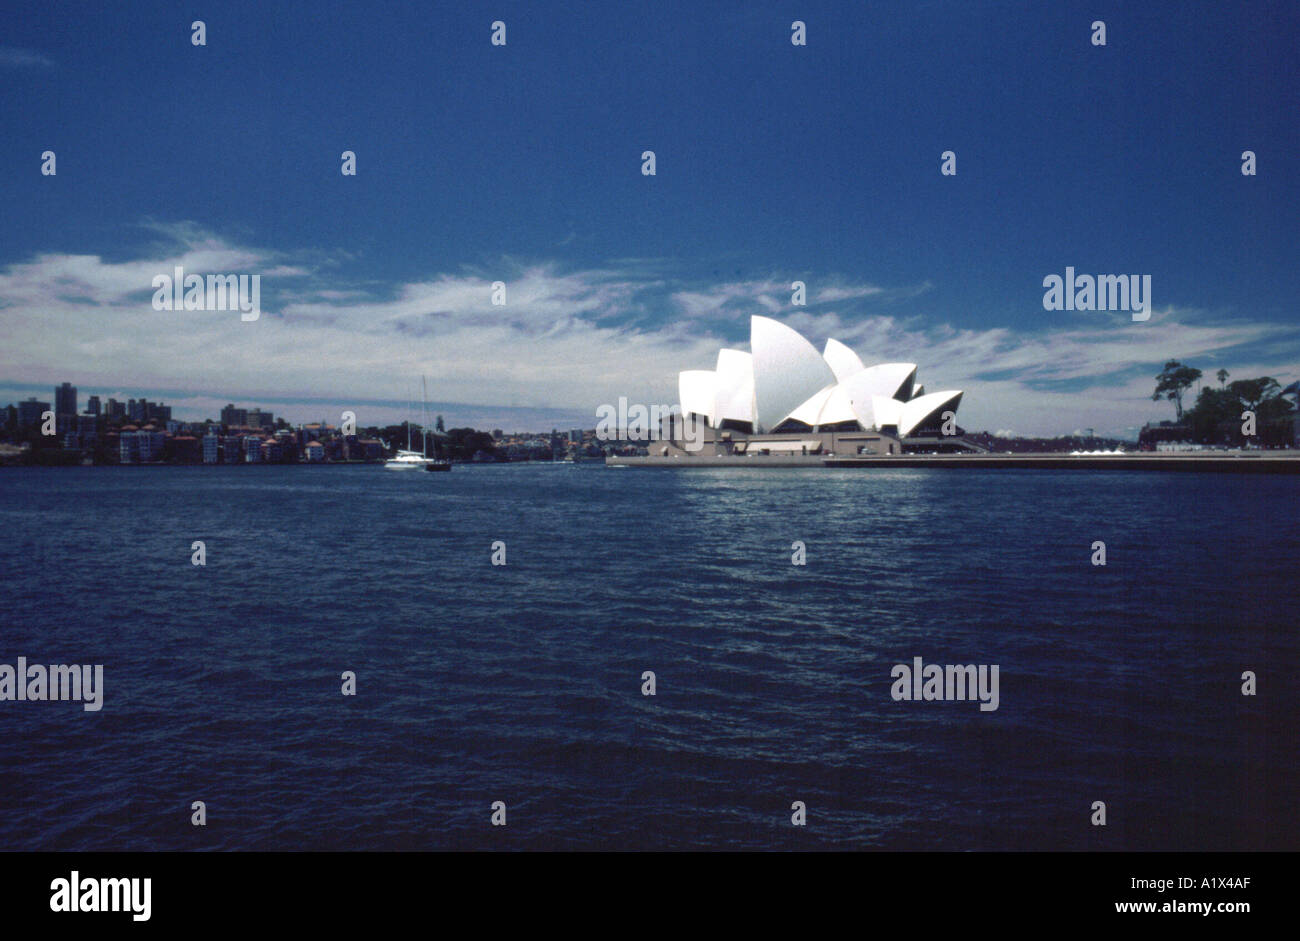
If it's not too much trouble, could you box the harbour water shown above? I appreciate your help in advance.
[0,465,1295,850]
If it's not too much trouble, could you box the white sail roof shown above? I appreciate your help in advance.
[870,395,905,431]
[750,315,836,433]
[714,348,755,425]
[839,364,913,427]
[678,370,716,426]
[815,384,860,426]
[781,384,837,427]
[851,362,917,401]
[674,317,961,439]
[898,390,963,436]
[822,338,866,383]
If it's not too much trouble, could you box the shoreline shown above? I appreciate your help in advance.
[7,451,1300,473]
[606,450,1300,473]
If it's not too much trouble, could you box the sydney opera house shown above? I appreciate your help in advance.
[659,315,967,458]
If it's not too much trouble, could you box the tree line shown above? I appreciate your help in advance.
[1152,361,1298,445]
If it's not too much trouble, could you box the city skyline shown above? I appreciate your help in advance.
[0,378,608,437]
[2,378,622,440]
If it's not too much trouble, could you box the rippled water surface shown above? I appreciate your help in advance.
[0,465,1296,850]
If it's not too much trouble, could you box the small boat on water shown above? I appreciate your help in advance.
[384,376,451,472]
[385,448,436,471]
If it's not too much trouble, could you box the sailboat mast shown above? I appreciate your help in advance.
[422,375,432,458]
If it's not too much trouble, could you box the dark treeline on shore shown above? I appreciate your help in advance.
[1144,361,1300,448]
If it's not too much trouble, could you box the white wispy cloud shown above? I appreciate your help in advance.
[1,225,1295,437]
[0,47,55,69]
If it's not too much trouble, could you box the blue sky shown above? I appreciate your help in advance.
[2,0,1297,436]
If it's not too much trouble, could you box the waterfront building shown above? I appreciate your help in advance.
[137,430,166,462]
[76,413,97,445]
[662,315,966,458]
[116,428,165,463]
[18,398,50,429]
[54,382,76,414]
[119,432,139,464]
[168,435,200,463]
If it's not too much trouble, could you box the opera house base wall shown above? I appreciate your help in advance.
[607,450,1300,472]
[650,426,903,460]
[611,453,831,467]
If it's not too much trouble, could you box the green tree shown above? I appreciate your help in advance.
[1227,377,1279,414]
[1186,386,1235,442]
[1152,360,1202,421]
[1185,374,1292,445]
[444,428,499,461]
[1216,368,1229,388]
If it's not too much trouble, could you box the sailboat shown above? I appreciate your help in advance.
[383,377,450,471]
